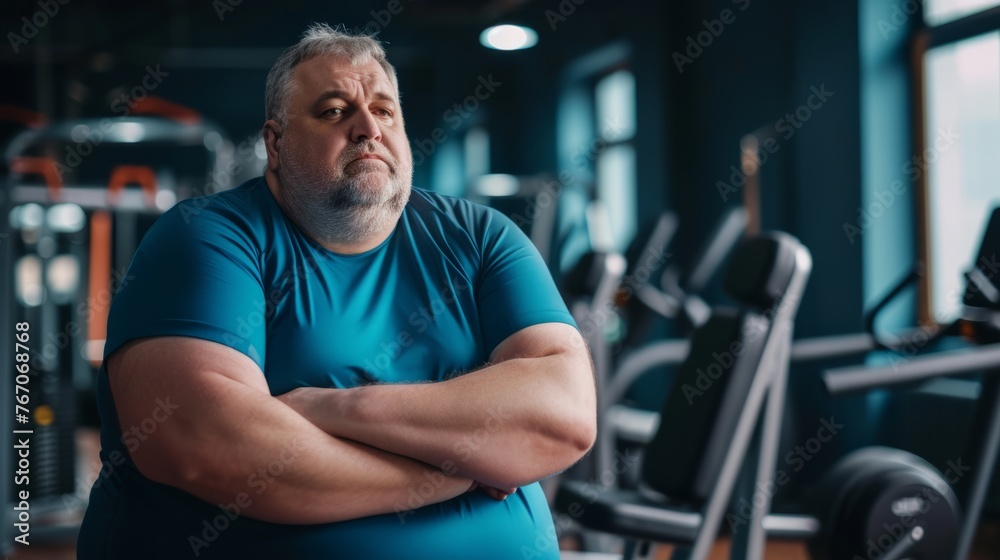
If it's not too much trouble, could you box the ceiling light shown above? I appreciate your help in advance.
[480,25,538,51]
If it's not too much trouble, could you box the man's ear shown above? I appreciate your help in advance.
[262,120,282,173]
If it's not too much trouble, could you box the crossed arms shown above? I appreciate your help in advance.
[107,322,597,524]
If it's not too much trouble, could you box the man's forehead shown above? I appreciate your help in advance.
[293,55,394,99]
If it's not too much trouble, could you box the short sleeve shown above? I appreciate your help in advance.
[476,208,577,354]
[103,200,267,368]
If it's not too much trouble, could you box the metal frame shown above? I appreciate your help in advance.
[823,343,1000,560]
[601,328,930,474]
[568,251,627,483]
[619,235,813,560]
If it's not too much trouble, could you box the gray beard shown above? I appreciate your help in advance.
[277,149,411,247]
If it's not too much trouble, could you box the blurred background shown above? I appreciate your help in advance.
[2,0,1000,558]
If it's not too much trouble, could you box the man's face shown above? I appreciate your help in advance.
[270,54,413,246]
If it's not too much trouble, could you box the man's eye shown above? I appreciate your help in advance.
[375,108,393,117]
[322,108,344,117]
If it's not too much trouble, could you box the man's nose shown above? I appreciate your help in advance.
[350,110,382,143]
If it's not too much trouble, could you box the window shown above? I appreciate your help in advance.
[918,7,1000,322]
[464,126,490,182]
[428,126,489,198]
[925,0,1000,26]
[593,70,637,253]
[556,43,637,274]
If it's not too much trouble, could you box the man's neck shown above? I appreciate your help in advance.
[264,170,398,255]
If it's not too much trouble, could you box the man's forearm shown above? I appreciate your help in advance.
[175,407,474,525]
[112,339,473,526]
[284,351,596,489]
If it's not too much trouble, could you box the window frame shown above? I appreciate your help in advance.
[914,6,1000,323]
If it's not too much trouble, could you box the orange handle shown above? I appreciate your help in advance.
[87,210,112,367]
[107,165,157,207]
[129,95,202,125]
[10,157,62,201]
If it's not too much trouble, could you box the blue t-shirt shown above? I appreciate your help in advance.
[78,177,575,559]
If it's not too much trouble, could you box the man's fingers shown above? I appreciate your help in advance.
[467,481,517,500]
[479,485,516,500]
[484,487,507,500]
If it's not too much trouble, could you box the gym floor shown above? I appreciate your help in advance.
[557,528,1000,559]
[6,430,1000,560]
[11,529,1000,559]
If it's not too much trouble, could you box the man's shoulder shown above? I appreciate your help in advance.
[405,187,506,233]
[169,178,266,221]
[134,178,271,268]
[153,178,270,238]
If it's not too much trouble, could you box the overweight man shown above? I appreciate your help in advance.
[77,23,596,559]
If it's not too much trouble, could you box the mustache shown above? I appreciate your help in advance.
[339,142,396,170]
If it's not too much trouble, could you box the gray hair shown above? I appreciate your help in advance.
[265,23,400,123]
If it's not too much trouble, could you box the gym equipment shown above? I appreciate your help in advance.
[617,206,747,347]
[594,207,751,478]
[565,208,1000,559]
[821,206,1000,560]
[555,207,748,551]
[961,208,1000,342]
[555,231,812,560]
[554,207,748,495]
[557,246,627,557]
[821,342,1000,560]
[562,248,627,483]
[1,115,228,551]
[809,447,961,560]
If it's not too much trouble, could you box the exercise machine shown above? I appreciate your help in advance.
[1,114,228,551]
[559,208,1000,559]
[556,231,812,560]
[815,206,1000,560]
[616,206,747,348]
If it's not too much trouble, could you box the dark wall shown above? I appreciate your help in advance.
[661,0,866,338]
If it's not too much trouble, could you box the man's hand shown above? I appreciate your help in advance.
[467,481,517,501]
